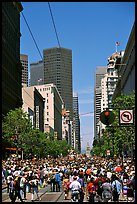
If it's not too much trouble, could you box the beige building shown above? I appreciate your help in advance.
[22,86,44,132]
[32,84,64,140]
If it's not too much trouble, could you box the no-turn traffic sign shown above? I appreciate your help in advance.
[119,110,134,124]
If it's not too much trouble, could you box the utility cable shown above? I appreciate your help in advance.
[47,2,61,48]
[21,11,43,60]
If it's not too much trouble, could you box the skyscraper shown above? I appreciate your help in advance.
[94,66,107,140]
[73,93,81,153]
[2,2,23,117]
[20,54,28,87]
[30,60,44,86]
[43,47,73,120]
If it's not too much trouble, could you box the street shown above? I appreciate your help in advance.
[2,183,129,202]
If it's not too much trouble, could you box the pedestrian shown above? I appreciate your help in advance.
[8,177,15,203]
[111,174,122,202]
[38,166,44,188]
[69,176,81,202]
[12,176,24,202]
[102,178,112,202]
[55,170,61,192]
[86,177,96,202]
[78,173,85,202]
[62,174,70,200]
[20,173,27,200]
[6,172,13,194]
[29,175,41,201]
[50,171,56,192]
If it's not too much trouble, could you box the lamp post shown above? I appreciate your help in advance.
[66,110,71,146]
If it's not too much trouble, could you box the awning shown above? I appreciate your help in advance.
[5,147,17,151]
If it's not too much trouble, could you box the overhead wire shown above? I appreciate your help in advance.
[47,2,61,48]
[21,11,43,60]
[47,2,73,119]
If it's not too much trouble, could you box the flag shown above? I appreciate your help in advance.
[116,41,120,46]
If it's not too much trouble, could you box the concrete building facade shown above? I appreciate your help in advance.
[33,84,64,140]
[20,54,28,87]
[113,22,135,98]
[2,2,23,117]
[22,86,44,132]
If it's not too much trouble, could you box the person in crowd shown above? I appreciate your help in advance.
[69,176,81,201]
[38,166,44,188]
[29,175,41,201]
[62,174,70,200]
[50,171,56,192]
[20,173,27,200]
[55,170,61,192]
[94,174,104,200]
[12,175,24,202]
[86,177,96,202]
[102,177,112,202]
[9,177,15,202]
[78,173,85,202]
[6,172,13,194]
[111,174,122,202]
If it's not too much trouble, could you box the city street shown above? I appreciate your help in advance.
[2,183,130,202]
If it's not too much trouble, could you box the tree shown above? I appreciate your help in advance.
[2,108,33,157]
[2,108,76,159]
[92,91,135,157]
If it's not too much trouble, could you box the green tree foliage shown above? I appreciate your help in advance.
[2,108,73,159]
[2,108,33,148]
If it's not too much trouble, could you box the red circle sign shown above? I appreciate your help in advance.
[120,111,132,122]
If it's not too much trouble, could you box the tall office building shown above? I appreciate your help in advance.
[43,47,73,120]
[20,54,28,87]
[2,2,23,117]
[94,66,107,140]
[30,60,44,86]
[73,93,81,153]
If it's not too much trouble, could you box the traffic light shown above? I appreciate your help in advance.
[100,110,115,125]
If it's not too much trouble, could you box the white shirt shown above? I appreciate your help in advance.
[69,180,81,191]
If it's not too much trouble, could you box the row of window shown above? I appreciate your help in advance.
[37,88,50,92]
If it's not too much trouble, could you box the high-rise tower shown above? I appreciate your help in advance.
[2,2,23,117]
[20,54,28,87]
[43,47,73,120]
[73,93,81,153]
[94,66,107,140]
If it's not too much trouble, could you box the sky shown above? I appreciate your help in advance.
[20,2,135,152]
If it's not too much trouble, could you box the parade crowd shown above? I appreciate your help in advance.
[2,154,135,202]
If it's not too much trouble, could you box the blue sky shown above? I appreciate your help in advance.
[20,2,135,152]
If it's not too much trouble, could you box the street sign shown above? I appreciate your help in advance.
[119,110,134,124]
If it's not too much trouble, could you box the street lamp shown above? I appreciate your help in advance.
[66,110,71,146]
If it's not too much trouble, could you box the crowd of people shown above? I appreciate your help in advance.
[2,154,135,202]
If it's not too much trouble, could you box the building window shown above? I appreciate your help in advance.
[47,106,49,109]
[47,118,49,122]
[47,93,48,97]
[47,99,48,103]
[47,112,49,115]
